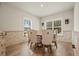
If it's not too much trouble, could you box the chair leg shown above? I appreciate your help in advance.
[30,42,33,49]
[48,45,52,54]
[28,39,30,45]
[52,41,57,49]
[55,42,57,48]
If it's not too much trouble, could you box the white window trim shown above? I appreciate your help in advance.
[23,17,32,30]
[43,18,63,36]
[53,18,63,36]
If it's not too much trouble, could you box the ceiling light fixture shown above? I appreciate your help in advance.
[41,4,44,7]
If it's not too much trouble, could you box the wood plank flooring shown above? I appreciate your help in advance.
[6,41,74,56]
[56,41,74,56]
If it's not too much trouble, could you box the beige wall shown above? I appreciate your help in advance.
[41,9,74,32]
[74,3,79,32]
[73,3,79,46]
[74,3,79,55]
[4,31,27,47]
[0,3,40,31]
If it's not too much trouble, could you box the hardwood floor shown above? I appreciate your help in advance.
[31,41,74,56]
[6,41,74,56]
[6,42,32,56]
[56,41,74,56]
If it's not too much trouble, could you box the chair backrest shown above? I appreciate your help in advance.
[63,31,72,42]
[28,30,37,43]
[42,30,54,45]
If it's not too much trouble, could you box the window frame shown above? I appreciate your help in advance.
[45,18,63,35]
[24,19,31,31]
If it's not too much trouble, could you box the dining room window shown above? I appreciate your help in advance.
[24,19,31,31]
[46,21,52,30]
[46,19,62,34]
[54,20,61,33]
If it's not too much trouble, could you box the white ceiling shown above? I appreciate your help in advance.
[3,2,74,17]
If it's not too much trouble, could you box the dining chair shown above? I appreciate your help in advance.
[28,30,37,49]
[42,30,55,54]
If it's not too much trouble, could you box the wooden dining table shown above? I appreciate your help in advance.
[35,35,43,47]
